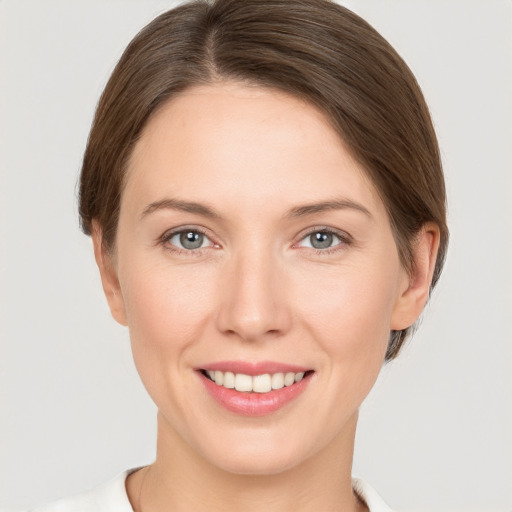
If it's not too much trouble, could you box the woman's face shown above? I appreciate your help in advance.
[99,83,416,475]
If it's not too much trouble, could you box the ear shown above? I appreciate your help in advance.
[391,222,441,331]
[91,221,128,326]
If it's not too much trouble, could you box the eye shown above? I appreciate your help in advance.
[297,229,349,251]
[165,229,214,251]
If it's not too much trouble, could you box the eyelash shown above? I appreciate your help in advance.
[158,226,352,257]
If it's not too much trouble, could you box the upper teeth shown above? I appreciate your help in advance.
[206,370,306,393]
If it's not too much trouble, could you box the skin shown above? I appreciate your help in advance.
[93,82,440,512]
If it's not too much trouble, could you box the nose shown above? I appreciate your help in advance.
[215,247,292,342]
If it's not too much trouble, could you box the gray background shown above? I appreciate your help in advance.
[1,1,511,511]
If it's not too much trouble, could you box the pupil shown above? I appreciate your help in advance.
[180,231,203,249]
[311,232,332,249]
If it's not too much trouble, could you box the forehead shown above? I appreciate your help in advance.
[123,82,382,217]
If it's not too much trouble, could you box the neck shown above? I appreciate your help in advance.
[128,411,367,512]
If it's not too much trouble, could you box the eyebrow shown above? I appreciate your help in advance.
[140,197,372,221]
[140,198,222,220]
[284,199,372,220]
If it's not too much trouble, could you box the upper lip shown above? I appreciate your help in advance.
[197,360,312,376]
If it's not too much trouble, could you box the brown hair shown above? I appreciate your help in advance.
[79,0,448,360]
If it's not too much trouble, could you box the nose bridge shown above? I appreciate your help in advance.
[216,240,291,341]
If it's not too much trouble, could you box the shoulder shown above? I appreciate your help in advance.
[28,469,136,512]
[352,478,395,512]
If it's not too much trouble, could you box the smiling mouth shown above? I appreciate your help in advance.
[200,369,314,394]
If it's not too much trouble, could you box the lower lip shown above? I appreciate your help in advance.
[199,371,313,416]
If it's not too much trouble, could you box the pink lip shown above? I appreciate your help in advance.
[197,362,314,417]
[198,360,311,376]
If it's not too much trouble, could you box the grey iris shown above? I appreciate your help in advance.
[180,231,204,249]
[310,231,333,249]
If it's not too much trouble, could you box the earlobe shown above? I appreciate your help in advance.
[91,221,128,326]
[390,223,441,331]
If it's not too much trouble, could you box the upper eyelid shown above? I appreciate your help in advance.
[296,226,352,242]
[161,225,214,240]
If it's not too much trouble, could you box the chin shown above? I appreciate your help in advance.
[196,427,312,476]
[212,447,305,477]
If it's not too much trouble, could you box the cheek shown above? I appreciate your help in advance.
[294,258,399,377]
[293,268,396,442]
[118,261,218,385]
[122,259,215,332]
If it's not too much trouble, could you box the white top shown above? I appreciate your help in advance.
[28,469,393,512]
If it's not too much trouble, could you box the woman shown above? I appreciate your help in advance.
[31,0,447,510]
